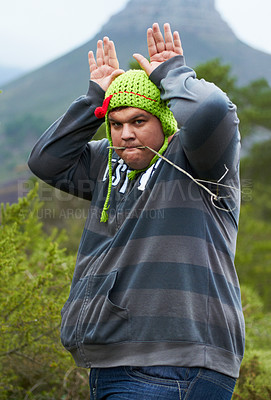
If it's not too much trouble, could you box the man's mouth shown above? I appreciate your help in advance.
[107,146,146,150]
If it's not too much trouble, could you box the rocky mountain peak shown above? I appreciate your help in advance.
[105,0,233,40]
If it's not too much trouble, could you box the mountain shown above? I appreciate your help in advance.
[0,65,27,86]
[0,0,271,192]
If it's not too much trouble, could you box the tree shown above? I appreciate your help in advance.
[195,58,271,137]
[195,58,237,98]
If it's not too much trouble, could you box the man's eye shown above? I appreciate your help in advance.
[111,122,121,128]
[135,119,144,125]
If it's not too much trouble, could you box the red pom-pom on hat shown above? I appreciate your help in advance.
[94,95,113,119]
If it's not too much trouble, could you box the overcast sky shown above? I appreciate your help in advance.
[1,0,271,71]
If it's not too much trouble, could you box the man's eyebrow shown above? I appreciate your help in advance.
[108,113,148,123]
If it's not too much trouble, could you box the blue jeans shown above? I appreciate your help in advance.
[89,366,237,399]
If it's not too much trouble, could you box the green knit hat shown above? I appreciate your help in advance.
[94,69,178,222]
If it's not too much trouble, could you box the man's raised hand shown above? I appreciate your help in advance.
[133,23,183,76]
[88,37,124,91]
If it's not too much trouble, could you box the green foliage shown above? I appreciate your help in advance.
[241,286,271,351]
[234,353,271,399]
[195,58,271,137]
[0,184,89,399]
[233,286,271,399]
[129,58,144,70]
[195,58,237,98]
[236,141,271,309]
[237,79,271,133]
[236,198,271,310]
[241,139,271,187]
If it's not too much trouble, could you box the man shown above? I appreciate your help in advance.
[28,23,244,399]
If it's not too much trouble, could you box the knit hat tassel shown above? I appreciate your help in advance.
[100,206,109,223]
[100,147,113,223]
[95,95,113,119]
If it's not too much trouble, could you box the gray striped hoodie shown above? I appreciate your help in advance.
[28,55,245,378]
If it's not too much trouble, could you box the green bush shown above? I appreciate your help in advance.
[236,201,271,310]
[233,286,271,399]
[0,184,89,399]
[234,352,271,399]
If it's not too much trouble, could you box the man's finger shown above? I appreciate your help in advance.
[88,50,96,69]
[108,40,119,69]
[133,53,152,76]
[164,23,174,51]
[173,31,183,55]
[96,40,104,67]
[103,37,110,65]
[147,28,157,58]
[88,51,97,73]
[110,69,125,81]
[152,23,165,53]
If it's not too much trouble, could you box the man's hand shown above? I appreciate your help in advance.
[133,23,183,76]
[88,37,124,91]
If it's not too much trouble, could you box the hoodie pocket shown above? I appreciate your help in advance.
[81,270,130,344]
[61,270,130,349]
[60,275,89,349]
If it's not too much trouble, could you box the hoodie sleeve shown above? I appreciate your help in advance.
[28,80,108,200]
[150,56,241,181]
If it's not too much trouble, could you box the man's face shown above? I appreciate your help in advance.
[109,107,165,170]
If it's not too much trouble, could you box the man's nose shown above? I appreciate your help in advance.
[121,124,135,140]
